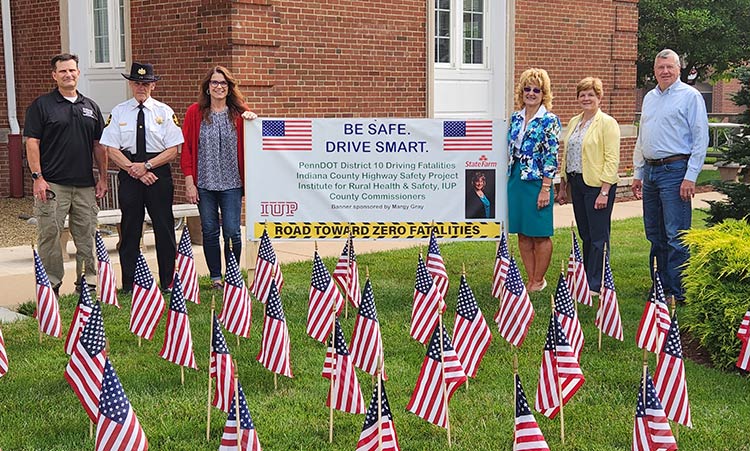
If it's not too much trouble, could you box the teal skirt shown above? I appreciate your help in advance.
[507,162,554,237]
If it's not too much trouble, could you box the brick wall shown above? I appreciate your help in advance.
[713,79,744,118]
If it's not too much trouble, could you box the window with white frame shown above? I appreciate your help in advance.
[434,0,486,67]
[92,0,127,68]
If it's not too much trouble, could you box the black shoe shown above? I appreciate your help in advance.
[53,285,60,298]
[119,286,133,295]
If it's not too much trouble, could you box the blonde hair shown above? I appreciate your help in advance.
[514,68,553,110]
[576,77,603,98]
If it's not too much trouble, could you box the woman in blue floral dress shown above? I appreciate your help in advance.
[506,68,560,292]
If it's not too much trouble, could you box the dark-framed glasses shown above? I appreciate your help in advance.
[210,80,228,88]
[523,86,542,94]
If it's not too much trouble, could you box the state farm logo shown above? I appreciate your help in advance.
[260,201,298,217]
[465,154,498,168]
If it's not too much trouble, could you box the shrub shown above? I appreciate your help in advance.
[681,219,750,370]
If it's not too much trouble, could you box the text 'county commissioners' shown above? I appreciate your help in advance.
[245,118,509,240]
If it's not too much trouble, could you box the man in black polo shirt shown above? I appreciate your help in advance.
[24,53,108,295]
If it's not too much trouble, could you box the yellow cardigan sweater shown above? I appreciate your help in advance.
[560,109,621,187]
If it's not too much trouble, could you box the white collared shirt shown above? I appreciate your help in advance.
[100,96,184,154]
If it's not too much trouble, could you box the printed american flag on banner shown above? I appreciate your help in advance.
[491,232,511,299]
[350,278,386,379]
[322,318,365,414]
[262,119,313,151]
[410,254,446,345]
[129,253,165,340]
[635,271,671,353]
[95,231,119,308]
[33,249,61,338]
[739,309,750,340]
[595,255,623,341]
[566,231,592,306]
[427,230,449,299]
[308,251,344,343]
[356,380,401,451]
[535,313,585,419]
[494,256,534,347]
[653,313,692,428]
[633,369,677,451]
[95,358,148,451]
[64,274,94,355]
[332,237,361,309]
[220,252,252,338]
[176,226,199,304]
[210,313,235,413]
[219,381,262,451]
[0,326,7,378]
[737,309,750,371]
[250,229,283,304]
[442,120,493,151]
[452,274,491,378]
[256,278,293,378]
[553,273,584,362]
[158,273,198,370]
[406,324,467,428]
[514,373,550,451]
[65,301,106,422]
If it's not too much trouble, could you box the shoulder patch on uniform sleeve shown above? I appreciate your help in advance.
[105,114,112,127]
[172,114,180,126]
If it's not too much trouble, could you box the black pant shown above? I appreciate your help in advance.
[118,167,176,291]
[568,173,616,292]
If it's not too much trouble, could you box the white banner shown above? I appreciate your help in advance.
[245,118,508,240]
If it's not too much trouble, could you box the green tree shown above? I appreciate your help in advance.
[638,0,750,86]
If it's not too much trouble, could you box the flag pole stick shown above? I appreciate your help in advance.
[438,313,452,447]
[512,352,518,444]
[327,242,337,444]
[461,263,469,392]
[345,235,351,320]
[552,294,565,444]
[233,363,241,451]
[181,366,185,386]
[377,354,383,451]
[90,419,94,439]
[206,296,216,441]
[598,244,607,351]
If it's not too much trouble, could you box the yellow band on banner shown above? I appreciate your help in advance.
[254,222,501,240]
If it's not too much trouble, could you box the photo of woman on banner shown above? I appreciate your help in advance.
[465,170,496,219]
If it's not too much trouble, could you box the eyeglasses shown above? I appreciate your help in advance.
[210,80,228,88]
[523,86,542,94]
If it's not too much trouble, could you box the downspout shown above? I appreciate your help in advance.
[3,0,23,197]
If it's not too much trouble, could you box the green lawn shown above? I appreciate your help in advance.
[1,212,749,450]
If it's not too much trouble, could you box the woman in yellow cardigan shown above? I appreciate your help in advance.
[556,77,620,293]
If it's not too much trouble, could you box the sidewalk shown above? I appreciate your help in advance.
[0,191,725,316]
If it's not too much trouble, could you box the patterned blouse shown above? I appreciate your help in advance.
[565,117,593,174]
[197,109,242,191]
[507,107,561,181]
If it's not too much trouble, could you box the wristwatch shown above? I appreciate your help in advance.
[599,190,609,197]
[31,171,42,180]
[144,160,153,170]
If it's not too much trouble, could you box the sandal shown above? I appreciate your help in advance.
[210,280,224,290]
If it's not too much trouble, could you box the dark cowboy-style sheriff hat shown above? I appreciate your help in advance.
[121,62,161,82]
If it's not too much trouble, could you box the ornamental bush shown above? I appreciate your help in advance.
[681,219,750,370]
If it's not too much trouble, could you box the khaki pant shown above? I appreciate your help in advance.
[33,182,98,288]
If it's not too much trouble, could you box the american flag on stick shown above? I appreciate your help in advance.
[95,358,148,451]
[333,237,361,309]
[566,230,592,306]
[633,369,677,451]
[33,248,61,338]
[514,373,550,451]
[491,231,511,299]
[494,256,534,347]
[350,278,386,379]
[535,313,585,419]
[159,273,198,370]
[356,378,400,451]
[322,318,366,414]
[426,230,449,300]
[129,253,165,340]
[406,323,467,428]
[596,254,624,341]
[64,300,106,422]
[653,312,692,428]
[308,251,344,343]
[635,271,671,353]
[410,254,446,345]
[64,274,94,355]
[220,252,252,338]
[176,226,199,304]
[219,381,262,451]
[210,313,235,413]
[442,120,493,151]
[452,274,491,378]
[256,278,293,378]
[553,273,584,362]
[0,326,7,378]
[262,119,313,151]
[737,309,750,371]
[95,231,119,307]
[250,229,283,304]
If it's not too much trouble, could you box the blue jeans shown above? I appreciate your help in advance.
[641,159,691,300]
[197,187,243,280]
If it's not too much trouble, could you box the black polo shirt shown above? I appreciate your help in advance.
[23,89,104,187]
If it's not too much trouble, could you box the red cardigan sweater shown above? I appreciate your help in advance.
[180,102,246,186]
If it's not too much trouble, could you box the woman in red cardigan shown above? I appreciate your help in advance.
[180,66,256,289]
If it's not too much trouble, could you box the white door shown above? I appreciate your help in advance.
[66,0,129,118]
[432,0,508,119]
